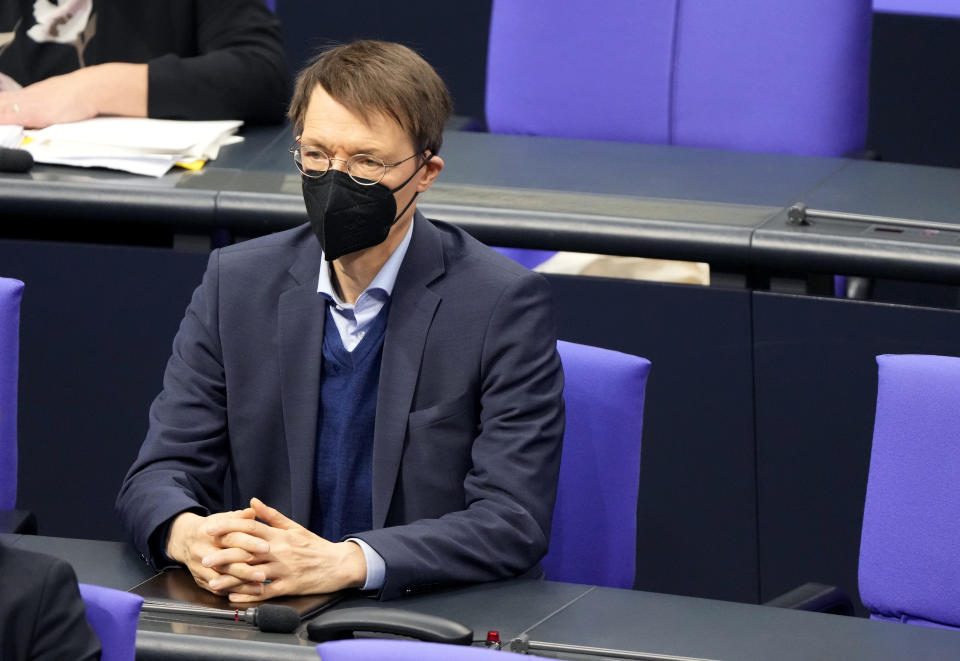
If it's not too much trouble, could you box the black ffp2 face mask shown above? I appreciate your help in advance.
[302,162,426,261]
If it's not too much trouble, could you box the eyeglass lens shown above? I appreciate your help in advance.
[294,147,385,184]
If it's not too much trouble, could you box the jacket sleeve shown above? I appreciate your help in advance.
[354,271,566,599]
[147,0,289,123]
[115,250,228,567]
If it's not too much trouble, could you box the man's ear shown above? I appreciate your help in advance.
[416,154,444,193]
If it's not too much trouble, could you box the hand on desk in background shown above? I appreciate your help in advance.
[0,63,147,128]
[180,497,368,602]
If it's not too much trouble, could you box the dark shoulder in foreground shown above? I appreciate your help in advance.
[0,539,70,578]
[218,223,314,256]
[0,541,101,661]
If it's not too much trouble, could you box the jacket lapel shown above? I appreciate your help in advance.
[372,213,445,527]
[279,235,326,526]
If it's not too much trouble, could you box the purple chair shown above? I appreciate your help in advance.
[486,0,871,157]
[78,584,143,661]
[1,278,23,510]
[858,354,960,630]
[548,340,650,589]
[317,639,520,659]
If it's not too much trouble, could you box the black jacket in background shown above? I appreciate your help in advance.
[0,0,289,124]
[0,541,101,661]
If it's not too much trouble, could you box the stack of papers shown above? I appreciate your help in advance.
[0,124,23,148]
[21,117,244,177]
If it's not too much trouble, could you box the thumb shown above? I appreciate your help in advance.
[250,497,299,530]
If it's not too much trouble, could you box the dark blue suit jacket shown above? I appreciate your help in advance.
[116,213,564,599]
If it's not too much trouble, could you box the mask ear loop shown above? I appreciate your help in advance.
[389,152,434,224]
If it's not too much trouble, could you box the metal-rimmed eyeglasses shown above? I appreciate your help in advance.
[290,144,421,185]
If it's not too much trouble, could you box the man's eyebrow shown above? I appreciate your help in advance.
[344,144,388,157]
[299,139,330,151]
[300,138,387,157]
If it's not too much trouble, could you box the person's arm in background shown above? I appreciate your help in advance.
[0,63,146,128]
[147,0,289,123]
[0,0,288,128]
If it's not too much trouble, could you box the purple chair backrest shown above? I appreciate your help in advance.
[548,340,650,589]
[0,277,23,510]
[317,639,520,659]
[490,247,555,271]
[874,0,960,19]
[858,354,960,630]
[486,0,871,157]
[78,584,143,661]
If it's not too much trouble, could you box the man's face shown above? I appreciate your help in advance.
[299,85,441,238]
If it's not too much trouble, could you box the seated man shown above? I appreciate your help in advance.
[0,0,288,127]
[116,39,565,601]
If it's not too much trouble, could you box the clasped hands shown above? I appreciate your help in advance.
[166,497,367,602]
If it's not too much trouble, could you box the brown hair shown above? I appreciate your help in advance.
[288,40,453,156]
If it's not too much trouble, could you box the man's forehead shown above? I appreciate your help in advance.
[302,86,411,151]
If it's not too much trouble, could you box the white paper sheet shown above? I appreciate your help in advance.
[22,117,244,176]
[0,124,24,148]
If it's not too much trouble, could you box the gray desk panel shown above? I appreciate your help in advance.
[0,534,153,589]
[753,160,960,283]
[420,185,768,264]
[136,631,318,661]
[432,132,848,208]
[207,125,290,172]
[802,160,960,225]
[332,579,594,645]
[136,580,592,651]
[525,586,960,661]
[753,210,960,283]
[247,128,845,205]
[0,174,216,227]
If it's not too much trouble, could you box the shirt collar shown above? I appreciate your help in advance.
[317,217,415,305]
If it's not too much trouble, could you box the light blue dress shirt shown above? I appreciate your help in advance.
[315,221,414,591]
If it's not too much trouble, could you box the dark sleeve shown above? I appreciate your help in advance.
[116,250,227,567]
[147,0,290,123]
[29,559,101,661]
[354,271,565,599]
[146,507,208,571]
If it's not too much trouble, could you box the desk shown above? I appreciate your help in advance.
[5,126,960,280]
[3,534,960,661]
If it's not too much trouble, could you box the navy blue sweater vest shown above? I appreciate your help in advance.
[309,302,390,541]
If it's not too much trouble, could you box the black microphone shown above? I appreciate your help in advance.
[0,147,33,173]
[140,601,300,633]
